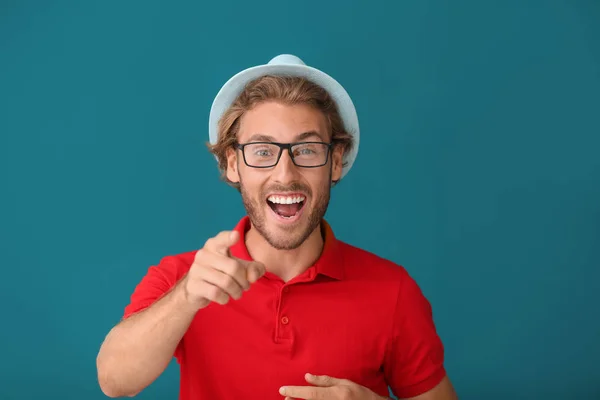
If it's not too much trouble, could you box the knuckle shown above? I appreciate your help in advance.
[235,262,247,276]
[220,274,235,289]
[206,284,221,300]
[203,236,216,249]
[189,263,206,279]
[193,248,206,262]
[218,292,230,304]
[224,260,248,285]
[227,258,244,274]
[206,284,229,305]
[218,257,235,273]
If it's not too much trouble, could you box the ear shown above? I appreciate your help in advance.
[225,147,240,184]
[331,145,344,182]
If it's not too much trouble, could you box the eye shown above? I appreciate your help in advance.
[296,147,316,155]
[255,148,272,157]
[249,145,276,157]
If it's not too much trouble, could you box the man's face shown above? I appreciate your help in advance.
[226,101,343,250]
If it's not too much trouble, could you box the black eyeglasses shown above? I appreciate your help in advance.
[235,141,333,168]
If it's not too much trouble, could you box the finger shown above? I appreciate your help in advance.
[195,280,229,305]
[204,230,240,256]
[279,385,328,399]
[305,373,343,387]
[194,263,245,300]
[242,260,266,283]
[202,251,251,291]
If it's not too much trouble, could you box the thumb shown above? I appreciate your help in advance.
[208,230,240,257]
[220,230,240,257]
[226,230,240,248]
[305,373,343,387]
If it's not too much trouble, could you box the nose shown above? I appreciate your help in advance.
[271,148,300,183]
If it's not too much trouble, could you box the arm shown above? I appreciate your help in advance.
[383,271,458,400]
[96,231,265,398]
[96,266,196,398]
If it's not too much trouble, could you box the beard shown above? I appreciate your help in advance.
[239,172,332,251]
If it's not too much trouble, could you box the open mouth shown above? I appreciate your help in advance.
[267,194,306,221]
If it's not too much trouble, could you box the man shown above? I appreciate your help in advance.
[96,54,458,400]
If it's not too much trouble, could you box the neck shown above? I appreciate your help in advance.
[245,223,325,282]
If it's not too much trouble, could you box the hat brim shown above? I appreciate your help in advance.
[208,63,359,179]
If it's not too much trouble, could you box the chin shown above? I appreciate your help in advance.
[241,185,328,251]
[263,231,306,250]
[262,202,316,250]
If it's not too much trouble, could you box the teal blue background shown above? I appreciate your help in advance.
[1,1,599,399]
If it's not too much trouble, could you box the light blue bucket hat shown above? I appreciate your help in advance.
[208,54,360,179]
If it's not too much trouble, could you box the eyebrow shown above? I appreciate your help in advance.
[246,131,326,142]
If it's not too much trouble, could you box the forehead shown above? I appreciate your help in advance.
[237,101,329,143]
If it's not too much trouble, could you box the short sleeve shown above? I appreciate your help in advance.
[383,272,447,399]
[122,255,191,361]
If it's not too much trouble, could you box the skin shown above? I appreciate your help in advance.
[279,374,457,400]
[226,101,342,282]
[95,231,266,398]
[226,101,458,399]
[96,100,457,399]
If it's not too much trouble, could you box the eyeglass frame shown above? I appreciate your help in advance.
[234,141,336,168]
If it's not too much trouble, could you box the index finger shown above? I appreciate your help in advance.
[279,385,328,399]
[204,230,240,256]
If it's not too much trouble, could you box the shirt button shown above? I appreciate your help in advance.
[283,287,290,293]
[281,316,289,325]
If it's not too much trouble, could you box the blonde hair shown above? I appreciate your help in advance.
[206,75,354,187]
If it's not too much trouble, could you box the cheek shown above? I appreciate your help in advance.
[239,169,268,196]
[300,170,331,196]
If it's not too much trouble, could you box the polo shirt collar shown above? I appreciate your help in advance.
[229,216,345,281]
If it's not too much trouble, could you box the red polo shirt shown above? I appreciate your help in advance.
[123,216,446,399]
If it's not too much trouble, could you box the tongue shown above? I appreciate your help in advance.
[272,203,301,217]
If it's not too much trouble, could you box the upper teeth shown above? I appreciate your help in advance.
[268,195,305,204]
